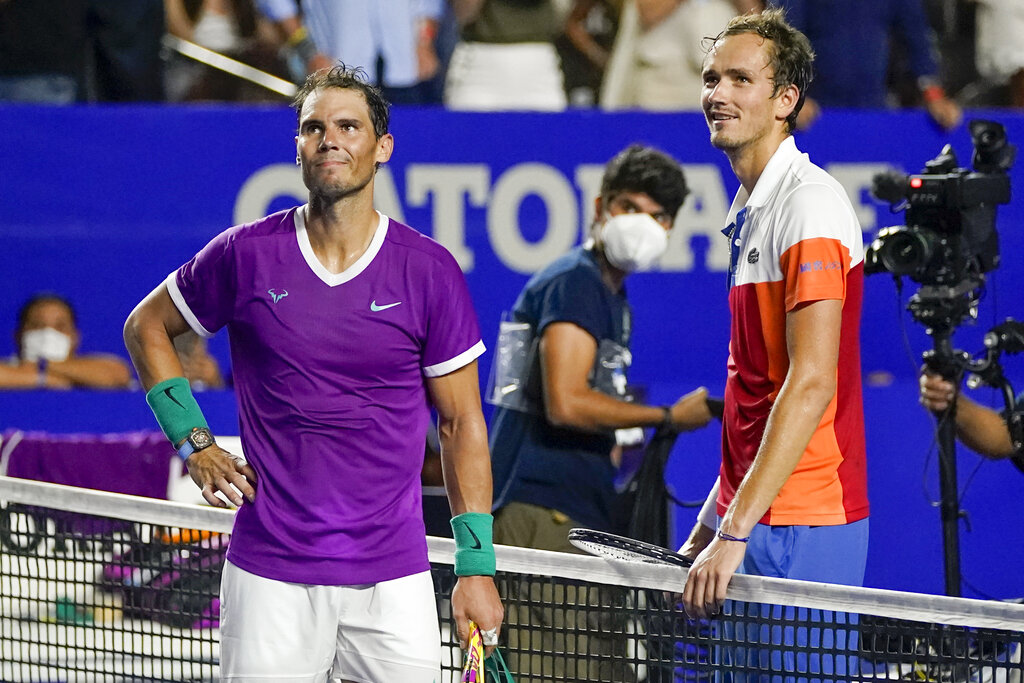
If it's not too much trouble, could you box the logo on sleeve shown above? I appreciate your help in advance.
[798,260,841,273]
[268,289,289,303]
[370,300,402,312]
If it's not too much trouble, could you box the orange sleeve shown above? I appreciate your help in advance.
[779,237,851,311]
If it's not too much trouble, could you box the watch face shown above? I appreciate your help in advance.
[190,429,214,450]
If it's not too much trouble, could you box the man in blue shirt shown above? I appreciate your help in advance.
[257,0,445,104]
[487,144,716,682]
[772,0,961,130]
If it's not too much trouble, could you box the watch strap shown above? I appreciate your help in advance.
[176,427,215,461]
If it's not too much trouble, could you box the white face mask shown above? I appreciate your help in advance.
[21,328,72,363]
[599,212,669,273]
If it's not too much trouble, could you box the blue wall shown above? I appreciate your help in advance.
[1,104,1022,598]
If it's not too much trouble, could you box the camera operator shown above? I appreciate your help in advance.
[919,371,1022,459]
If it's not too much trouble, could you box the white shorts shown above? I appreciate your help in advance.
[219,560,441,683]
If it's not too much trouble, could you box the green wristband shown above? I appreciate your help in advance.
[145,377,209,445]
[451,512,496,576]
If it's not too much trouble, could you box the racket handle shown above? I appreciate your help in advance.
[462,620,485,682]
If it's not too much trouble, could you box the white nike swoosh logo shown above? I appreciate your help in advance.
[370,300,402,312]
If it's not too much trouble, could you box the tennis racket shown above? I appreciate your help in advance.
[568,528,693,568]
[462,621,485,682]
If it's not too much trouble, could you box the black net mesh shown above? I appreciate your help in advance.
[1,480,1022,683]
[0,504,221,681]
[434,562,1023,683]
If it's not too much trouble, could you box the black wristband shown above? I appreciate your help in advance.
[660,405,673,429]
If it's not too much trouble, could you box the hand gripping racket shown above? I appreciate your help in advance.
[462,621,514,683]
[461,621,486,682]
[568,528,693,568]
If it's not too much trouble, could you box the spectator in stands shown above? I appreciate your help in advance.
[601,0,757,111]
[164,0,289,103]
[0,0,87,104]
[557,0,621,107]
[445,0,568,110]
[256,0,446,105]
[0,294,133,390]
[771,0,962,131]
[84,0,166,101]
[0,0,166,104]
[919,371,1023,460]
[972,0,1024,108]
[173,331,226,390]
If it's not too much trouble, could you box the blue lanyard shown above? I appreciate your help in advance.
[723,207,748,291]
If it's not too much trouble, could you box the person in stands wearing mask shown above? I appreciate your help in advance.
[486,144,716,683]
[1,293,133,389]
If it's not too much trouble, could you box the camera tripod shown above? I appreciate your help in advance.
[909,276,985,598]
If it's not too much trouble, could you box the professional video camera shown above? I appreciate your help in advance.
[865,121,1019,596]
[866,119,1015,287]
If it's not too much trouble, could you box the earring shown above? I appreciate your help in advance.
[295,156,301,166]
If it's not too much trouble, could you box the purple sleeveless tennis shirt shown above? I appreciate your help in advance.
[167,207,484,585]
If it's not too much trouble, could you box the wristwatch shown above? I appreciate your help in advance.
[177,427,216,460]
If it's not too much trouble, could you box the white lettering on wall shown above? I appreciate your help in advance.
[233,164,305,225]
[407,164,490,271]
[488,164,579,274]
[234,160,891,274]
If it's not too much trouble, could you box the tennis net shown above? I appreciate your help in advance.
[1,475,1022,683]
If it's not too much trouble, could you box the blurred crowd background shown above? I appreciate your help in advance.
[1,0,1022,119]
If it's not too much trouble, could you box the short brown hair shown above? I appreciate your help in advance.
[710,8,815,133]
[291,63,390,139]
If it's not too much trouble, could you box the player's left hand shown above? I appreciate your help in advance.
[451,575,504,655]
[682,534,746,619]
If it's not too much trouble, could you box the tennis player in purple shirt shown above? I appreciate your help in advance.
[124,64,503,682]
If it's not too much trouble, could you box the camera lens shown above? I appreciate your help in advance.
[879,229,934,276]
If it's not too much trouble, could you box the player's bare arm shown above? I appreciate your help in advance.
[542,321,713,432]
[124,284,256,507]
[683,298,842,618]
[427,361,504,651]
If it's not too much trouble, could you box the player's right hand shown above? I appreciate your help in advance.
[185,445,257,508]
[670,387,714,431]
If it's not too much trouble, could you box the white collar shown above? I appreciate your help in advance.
[725,136,803,225]
[294,207,389,287]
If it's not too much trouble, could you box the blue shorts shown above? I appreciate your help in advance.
[720,519,869,683]
[740,519,869,584]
